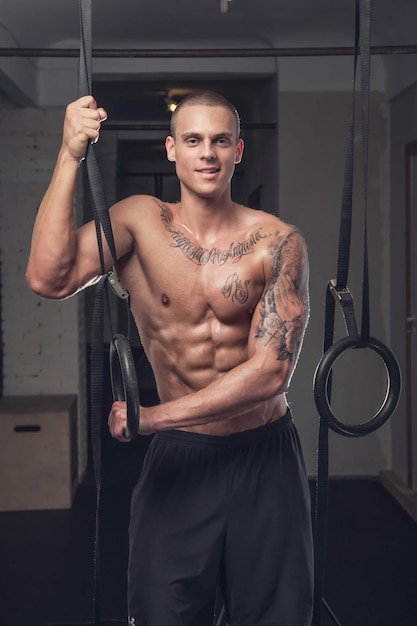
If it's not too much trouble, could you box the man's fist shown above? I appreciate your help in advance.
[62,95,107,161]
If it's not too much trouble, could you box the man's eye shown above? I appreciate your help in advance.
[217,137,230,145]
[186,138,198,145]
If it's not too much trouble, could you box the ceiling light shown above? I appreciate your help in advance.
[164,96,178,112]
[220,0,232,14]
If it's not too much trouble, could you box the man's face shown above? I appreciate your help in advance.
[165,104,244,199]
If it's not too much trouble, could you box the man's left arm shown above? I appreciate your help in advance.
[111,227,309,437]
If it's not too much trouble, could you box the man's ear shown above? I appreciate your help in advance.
[165,136,176,162]
[235,138,244,164]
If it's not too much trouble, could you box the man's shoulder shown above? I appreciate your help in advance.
[110,194,165,225]
[248,210,308,269]
[113,193,161,211]
[244,207,303,237]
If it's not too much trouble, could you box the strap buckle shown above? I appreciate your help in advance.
[108,269,129,300]
[328,279,352,303]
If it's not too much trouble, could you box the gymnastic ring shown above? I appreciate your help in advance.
[313,335,401,437]
[110,333,140,440]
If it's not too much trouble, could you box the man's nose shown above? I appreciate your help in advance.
[200,141,215,159]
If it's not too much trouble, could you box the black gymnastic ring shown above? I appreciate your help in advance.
[313,335,401,437]
[110,333,140,440]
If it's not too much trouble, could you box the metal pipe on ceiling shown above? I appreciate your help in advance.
[0,45,416,58]
[104,122,276,131]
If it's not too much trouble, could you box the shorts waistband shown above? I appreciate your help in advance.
[155,408,293,449]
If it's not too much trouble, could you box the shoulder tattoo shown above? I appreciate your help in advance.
[255,229,309,361]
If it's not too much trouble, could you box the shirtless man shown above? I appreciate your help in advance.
[27,91,313,626]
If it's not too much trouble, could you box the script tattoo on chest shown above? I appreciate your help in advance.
[255,230,308,361]
[221,273,251,304]
[159,205,270,266]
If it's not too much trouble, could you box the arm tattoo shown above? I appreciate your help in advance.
[255,230,308,361]
[221,273,251,304]
[157,202,270,266]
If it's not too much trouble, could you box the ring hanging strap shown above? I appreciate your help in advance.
[312,1,401,624]
[78,1,140,624]
[79,0,140,439]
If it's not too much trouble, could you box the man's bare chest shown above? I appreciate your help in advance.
[149,247,264,324]
[127,230,265,325]
[126,201,274,322]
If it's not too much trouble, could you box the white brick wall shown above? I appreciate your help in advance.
[0,97,88,477]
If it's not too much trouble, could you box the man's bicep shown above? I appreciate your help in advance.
[75,209,135,287]
[249,229,309,368]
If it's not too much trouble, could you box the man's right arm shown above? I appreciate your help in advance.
[26,96,115,299]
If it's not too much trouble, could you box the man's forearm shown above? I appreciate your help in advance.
[144,357,288,432]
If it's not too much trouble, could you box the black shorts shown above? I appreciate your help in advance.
[128,410,313,626]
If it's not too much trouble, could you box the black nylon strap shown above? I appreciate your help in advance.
[333,0,371,341]
[89,274,107,626]
[79,2,141,623]
[359,0,371,342]
[79,2,115,624]
[79,0,118,269]
[335,3,360,293]
[313,2,372,625]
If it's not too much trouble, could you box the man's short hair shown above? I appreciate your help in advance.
[170,90,241,139]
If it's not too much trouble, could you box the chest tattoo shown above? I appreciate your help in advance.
[159,205,270,266]
[221,273,251,304]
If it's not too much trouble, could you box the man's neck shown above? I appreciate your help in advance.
[174,192,239,244]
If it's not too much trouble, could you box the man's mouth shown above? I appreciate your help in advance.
[196,167,220,177]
